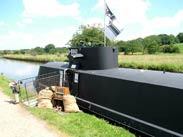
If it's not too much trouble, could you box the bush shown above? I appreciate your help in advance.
[147,44,159,54]
[162,45,180,53]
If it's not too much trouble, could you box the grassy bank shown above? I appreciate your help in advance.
[0,75,135,137]
[118,53,183,73]
[3,54,68,62]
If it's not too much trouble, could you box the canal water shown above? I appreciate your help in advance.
[0,57,42,81]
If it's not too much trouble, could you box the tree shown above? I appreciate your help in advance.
[13,50,21,54]
[158,34,178,45]
[124,39,143,54]
[69,25,112,47]
[143,35,160,54]
[158,34,171,45]
[169,34,179,44]
[56,47,68,53]
[2,50,11,55]
[44,44,56,54]
[115,40,126,52]
[33,47,44,54]
[19,49,26,54]
[147,43,159,54]
[114,38,144,54]
[177,32,183,43]
[162,45,180,53]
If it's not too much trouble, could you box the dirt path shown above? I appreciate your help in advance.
[0,91,64,137]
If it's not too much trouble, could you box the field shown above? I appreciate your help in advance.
[118,53,183,73]
[0,75,135,137]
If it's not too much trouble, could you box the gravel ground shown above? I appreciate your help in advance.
[0,91,66,137]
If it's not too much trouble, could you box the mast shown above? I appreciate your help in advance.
[104,0,107,47]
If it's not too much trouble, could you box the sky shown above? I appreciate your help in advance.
[0,0,183,50]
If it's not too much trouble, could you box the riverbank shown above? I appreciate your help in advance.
[119,53,183,73]
[4,53,183,73]
[0,75,135,137]
[3,54,68,63]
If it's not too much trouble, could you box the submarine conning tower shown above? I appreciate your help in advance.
[67,46,118,70]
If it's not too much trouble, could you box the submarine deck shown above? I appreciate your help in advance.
[40,62,183,89]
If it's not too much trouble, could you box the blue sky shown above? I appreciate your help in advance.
[0,0,183,50]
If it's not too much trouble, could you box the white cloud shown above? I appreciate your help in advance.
[92,0,103,11]
[22,0,80,17]
[0,24,78,50]
[148,10,183,29]
[16,22,25,27]
[16,18,32,28]
[0,31,33,40]
[93,0,183,41]
[0,31,34,50]
[23,18,32,24]
[0,21,5,26]
[140,9,183,38]
[176,10,183,21]
[93,0,150,25]
[33,26,78,47]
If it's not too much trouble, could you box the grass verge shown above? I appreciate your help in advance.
[0,75,135,137]
[118,53,183,73]
[3,54,68,62]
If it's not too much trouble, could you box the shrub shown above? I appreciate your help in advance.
[162,45,180,53]
[147,44,159,54]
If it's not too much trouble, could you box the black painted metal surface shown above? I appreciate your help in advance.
[68,46,118,70]
[76,68,183,136]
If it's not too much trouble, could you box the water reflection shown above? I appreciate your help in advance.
[0,58,42,81]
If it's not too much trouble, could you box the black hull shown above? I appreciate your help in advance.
[74,69,183,137]
[36,47,183,137]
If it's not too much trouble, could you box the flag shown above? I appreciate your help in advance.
[105,3,116,21]
[105,3,122,40]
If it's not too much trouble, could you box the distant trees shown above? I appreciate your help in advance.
[177,32,183,43]
[1,50,11,55]
[44,44,56,54]
[0,45,68,55]
[116,33,182,54]
[117,39,143,55]
[33,47,44,55]
[28,44,68,55]
[158,34,179,45]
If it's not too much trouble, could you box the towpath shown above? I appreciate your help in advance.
[0,90,65,137]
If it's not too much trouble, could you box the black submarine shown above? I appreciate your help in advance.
[36,46,183,137]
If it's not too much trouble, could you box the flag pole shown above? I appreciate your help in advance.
[104,0,106,47]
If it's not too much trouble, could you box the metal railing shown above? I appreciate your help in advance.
[18,72,61,104]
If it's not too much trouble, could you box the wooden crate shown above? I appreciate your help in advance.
[53,87,70,100]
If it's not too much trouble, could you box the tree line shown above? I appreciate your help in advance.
[69,25,183,54]
[1,25,183,55]
[0,44,68,55]
[116,33,183,54]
